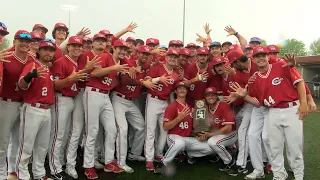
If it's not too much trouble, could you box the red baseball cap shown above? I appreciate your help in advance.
[229,44,241,51]
[114,39,128,48]
[244,44,253,50]
[0,22,9,35]
[126,37,136,43]
[32,24,48,34]
[177,40,184,47]
[30,31,44,40]
[92,33,107,41]
[68,36,83,45]
[39,40,56,50]
[253,46,269,56]
[146,38,157,45]
[169,40,180,46]
[267,45,279,53]
[185,43,200,49]
[197,47,209,55]
[226,49,244,64]
[179,48,191,56]
[14,30,32,40]
[154,38,160,45]
[99,29,112,36]
[54,23,68,30]
[175,81,188,89]
[205,87,218,95]
[83,36,92,42]
[222,41,232,47]
[167,49,179,56]
[211,55,228,66]
[138,45,151,53]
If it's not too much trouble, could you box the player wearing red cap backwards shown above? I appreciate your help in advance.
[199,87,238,172]
[82,39,128,179]
[183,47,211,107]
[226,46,308,180]
[0,30,33,180]
[32,24,48,39]
[15,39,56,180]
[0,22,11,95]
[82,36,93,52]
[48,36,98,180]
[29,31,45,60]
[144,49,180,171]
[154,82,213,175]
[112,45,157,173]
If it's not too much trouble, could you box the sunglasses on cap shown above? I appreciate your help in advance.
[0,22,7,29]
[17,33,32,39]
[44,38,55,44]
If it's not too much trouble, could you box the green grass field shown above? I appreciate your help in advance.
[112,112,320,180]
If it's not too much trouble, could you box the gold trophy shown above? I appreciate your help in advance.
[191,99,212,137]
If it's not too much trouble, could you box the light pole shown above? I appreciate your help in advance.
[182,0,186,43]
[60,4,78,32]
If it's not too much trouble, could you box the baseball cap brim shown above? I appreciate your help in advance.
[0,30,9,35]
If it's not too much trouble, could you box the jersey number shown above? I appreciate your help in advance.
[179,122,189,129]
[263,96,275,107]
[190,84,195,91]
[71,83,77,91]
[157,84,163,91]
[102,77,112,86]
[42,87,47,96]
[127,85,136,91]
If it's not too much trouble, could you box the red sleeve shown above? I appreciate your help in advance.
[184,65,193,79]
[220,102,235,125]
[78,54,87,70]
[283,66,303,86]
[208,74,222,93]
[305,83,311,95]
[19,62,33,78]
[145,65,158,79]
[51,60,66,79]
[163,103,177,122]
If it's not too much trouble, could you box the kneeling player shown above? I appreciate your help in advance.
[154,82,213,175]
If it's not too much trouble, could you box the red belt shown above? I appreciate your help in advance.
[151,95,167,100]
[0,98,22,102]
[273,101,298,108]
[90,87,109,94]
[31,103,50,109]
[116,93,133,100]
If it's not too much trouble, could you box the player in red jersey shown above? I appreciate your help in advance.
[82,36,93,52]
[125,37,137,60]
[184,47,211,107]
[32,24,48,39]
[199,87,238,172]
[52,23,69,61]
[29,31,45,60]
[16,40,56,180]
[112,45,157,173]
[227,46,308,180]
[176,48,192,80]
[83,39,129,179]
[168,40,182,51]
[154,82,213,175]
[144,49,180,171]
[185,43,199,64]
[244,44,253,57]
[0,30,33,180]
[249,37,261,48]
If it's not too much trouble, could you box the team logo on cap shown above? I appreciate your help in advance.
[269,46,276,51]
[73,37,81,42]
[184,49,189,54]
[34,33,41,38]
[145,47,150,51]
[257,47,264,52]
[150,39,155,43]
[47,42,53,46]
[59,23,66,27]
[272,77,283,85]
[216,58,221,62]
[200,48,205,52]
[172,50,178,54]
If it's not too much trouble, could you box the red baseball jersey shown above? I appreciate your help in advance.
[86,53,119,91]
[51,55,79,97]
[19,61,54,104]
[247,58,259,76]
[0,53,33,101]
[78,50,98,89]
[54,45,63,61]
[185,62,212,107]
[27,51,37,61]
[145,64,179,100]
[258,61,303,107]
[208,101,236,131]
[0,62,3,94]
[114,60,147,99]
[164,100,193,137]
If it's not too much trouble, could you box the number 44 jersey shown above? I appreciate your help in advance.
[250,61,303,107]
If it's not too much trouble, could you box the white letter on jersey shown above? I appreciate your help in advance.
[190,84,195,91]
[71,83,77,91]
[263,96,275,107]
[102,77,112,86]
[179,122,189,129]
[42,87,48,96]
[157,84,163,91]
[127,85,136,91]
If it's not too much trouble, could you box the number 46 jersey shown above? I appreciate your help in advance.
[250,61,303,107]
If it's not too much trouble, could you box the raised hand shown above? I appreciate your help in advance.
[68,68,88,82]
[282,53,296,67]
[76,27,91,38]
[159,74,172,86]
[0,49,12,63]
[31,62,48,78]
[177,106,191,120]
[229,82,248,97]
[125,22,138,33]
[222,65,236,75]
[224,25,237,36]
[196,33,207,44]
[84,55,101,71]
[203,23,212,34]
[112,61,129,72]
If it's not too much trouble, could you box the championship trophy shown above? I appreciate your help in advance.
[191,99,212,137]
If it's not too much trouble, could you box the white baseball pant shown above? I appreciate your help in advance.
[207,131,238,164]
[163,135,213,165]
[0,99,21,179]
[7,118,20,173]
[94,125,105,162]
[83,87,117,168]
[60,114,72,166]
[236,103,254,168]
[49,93,75,174]
[144,94,168,161]
[16,103,51,180]
[66,89,85,168]
[128,98,141,151]
[111,92,145,166]
[248,106,272,175]
[268,103,304,180]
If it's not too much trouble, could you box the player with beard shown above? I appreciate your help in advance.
[184,47,211,107]
[16,40,55,180]
[28,31,45,60]
[0,30,33,180]
[176,48,192,80]
[32,24,48,39]
[82,36,92,52]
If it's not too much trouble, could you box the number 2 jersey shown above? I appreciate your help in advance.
[249,61,303,107]
[163,100,193,137]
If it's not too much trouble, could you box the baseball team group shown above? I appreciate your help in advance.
[0,21,317,180]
